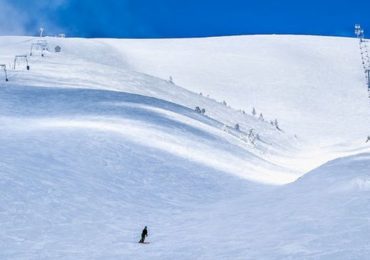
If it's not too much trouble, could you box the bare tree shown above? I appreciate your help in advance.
[274,119,281,130]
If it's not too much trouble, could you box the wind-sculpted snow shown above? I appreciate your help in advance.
[0,85,278,259]
[0,35,369,259]
[172,153,370,259]
[0,85,297,184]
[292,153,370,193]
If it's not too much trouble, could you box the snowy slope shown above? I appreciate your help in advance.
[0,36,302,183]
[103,35,370,143]
[178,153,370,259]
[0,86,260,259]
[0,35,369,259]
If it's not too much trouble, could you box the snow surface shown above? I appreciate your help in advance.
[103,35,370,142]
[0,35,369,259]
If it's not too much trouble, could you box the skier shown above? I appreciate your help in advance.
[139,226,148,243]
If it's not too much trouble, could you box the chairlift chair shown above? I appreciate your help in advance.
[13,55,30,70]
[30,41,49,57]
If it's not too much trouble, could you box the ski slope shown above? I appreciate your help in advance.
[0,35,369,259]
[104,35,370,143]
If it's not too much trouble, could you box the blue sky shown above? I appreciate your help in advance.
[0,0,369,38]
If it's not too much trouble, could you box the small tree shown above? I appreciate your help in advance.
[252,107,256,116]
[195,106,201,113]
[235,123,240,131]
[247,129,257,144]
[169,76,174,84]
[201,108,206,114]
[366,136,370,143]
[274,119,281,130]
[223,100,227,106]
[259,113,264,121]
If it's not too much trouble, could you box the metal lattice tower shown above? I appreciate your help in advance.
[355,24,370,96]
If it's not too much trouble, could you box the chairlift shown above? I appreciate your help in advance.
[13,55,30,70]
[36,40,48,49]
[30,40,49,57]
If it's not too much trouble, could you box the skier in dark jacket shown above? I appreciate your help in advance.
[139,226,148,243]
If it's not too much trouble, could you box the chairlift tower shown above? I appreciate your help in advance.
[355,24,370,97]
[355,24,363,38]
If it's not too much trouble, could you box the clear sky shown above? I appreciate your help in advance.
[0,0,369,38]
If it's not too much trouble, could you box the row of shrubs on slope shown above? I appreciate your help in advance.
[192,94,283,147]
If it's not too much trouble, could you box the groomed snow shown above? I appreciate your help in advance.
[0,35,369,259]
